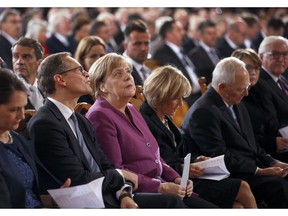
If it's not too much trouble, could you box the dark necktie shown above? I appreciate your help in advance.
[70,113,100,172]
[228,106,239,127]
[209,49,220,65]
[140,67,149,81]
[277,78,288,96]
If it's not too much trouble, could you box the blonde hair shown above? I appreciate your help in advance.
[143,65,191,109]
[89,53,132,98]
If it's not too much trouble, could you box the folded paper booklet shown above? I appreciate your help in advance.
[278,126,288,152]
[193,155,230,181]
[48,177,105,208]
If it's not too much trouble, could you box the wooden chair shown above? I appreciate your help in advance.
[198,76,208,95]
[74,102,92,115]
[144,59,160,71]
[15,109,36,137]
[172,101,189,128]
[129,85,145,110]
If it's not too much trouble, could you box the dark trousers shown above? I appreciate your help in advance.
[245,175,288,208]
[134,193,186,208]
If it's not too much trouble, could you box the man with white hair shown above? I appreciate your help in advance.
[46,10,77,55]
[182,56,288,208]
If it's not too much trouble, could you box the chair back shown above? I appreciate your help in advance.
[15,109,36,137]
[198,76,208,95]
[74,102,92,115]
[129,85,145,110]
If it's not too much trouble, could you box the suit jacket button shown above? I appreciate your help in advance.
[146,143,150,147]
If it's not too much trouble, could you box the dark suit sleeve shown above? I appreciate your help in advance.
[187,107,258,176]
[28,116,116,188]
[0,170,11,208]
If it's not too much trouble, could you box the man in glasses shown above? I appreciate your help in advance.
[255,35,288,162]
[181,56,288,208]
[27,52,186,208]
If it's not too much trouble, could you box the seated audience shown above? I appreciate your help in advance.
[140,65,257,208]
[181,57,288,208]
[232,48,288,162]
[86,53,218,208]
[27,52,186,209]
[255,36,288,162]
[0,68,70,208]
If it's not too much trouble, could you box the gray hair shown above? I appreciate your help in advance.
[258,36,288,55]
[211,57,246,88]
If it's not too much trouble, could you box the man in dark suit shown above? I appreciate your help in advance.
[45,12,77,56]
[215,16,247,59]
[181,57,288,208]
[152,19,201,107]
[188,20,220,84]
[255,36,288,162]
[123,19,151,86]
[12,37,45,110]
[0,9,22,69]
[27,52,185,208]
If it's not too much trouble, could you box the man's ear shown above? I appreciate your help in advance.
[54,74,67,86]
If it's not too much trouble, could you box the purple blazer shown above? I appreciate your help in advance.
[86,97,180,193]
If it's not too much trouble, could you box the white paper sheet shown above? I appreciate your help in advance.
[48,177,105,208]
[181,153,191,187]
[193,155,230,181]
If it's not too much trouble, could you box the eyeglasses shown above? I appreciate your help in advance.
[264,51,288,60]
[245,64,260,73]
[240,83,251,95]
[57,66,87,76]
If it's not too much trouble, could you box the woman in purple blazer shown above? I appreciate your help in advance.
[86,53,218,208]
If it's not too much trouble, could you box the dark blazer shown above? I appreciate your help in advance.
[242,83,280,158]
[45,34,77,56]
[215,37,236,59]
[257,68,288,129]
[0,131,40,208]
[139,101,187,174]
[152,44,201,106]
[0,170,10,208]
[251,32,264,52]
[188,45,220,84]
[181,87,276,178]
[27,99,126,207]
[181,87,288,207]
[0,34,13,69]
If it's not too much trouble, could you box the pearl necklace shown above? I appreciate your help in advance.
[0,132,13,144]
[7,132,13,144]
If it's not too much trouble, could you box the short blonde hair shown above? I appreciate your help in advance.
[143,65,191,109]
[89,53,132,98]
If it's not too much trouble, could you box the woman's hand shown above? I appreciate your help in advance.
[158,182,186,199]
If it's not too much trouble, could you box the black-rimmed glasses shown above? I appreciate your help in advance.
[57,66,87,76]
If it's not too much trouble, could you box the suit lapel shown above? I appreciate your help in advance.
[46,100,91,170]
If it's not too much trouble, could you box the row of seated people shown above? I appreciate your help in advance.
[1,53,256,209]
[2,36,285,208]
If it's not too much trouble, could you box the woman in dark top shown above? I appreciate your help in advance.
[232,48,288,162]
[0,68,69,208]
[140,65,257,208]
[74,36,107,105]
